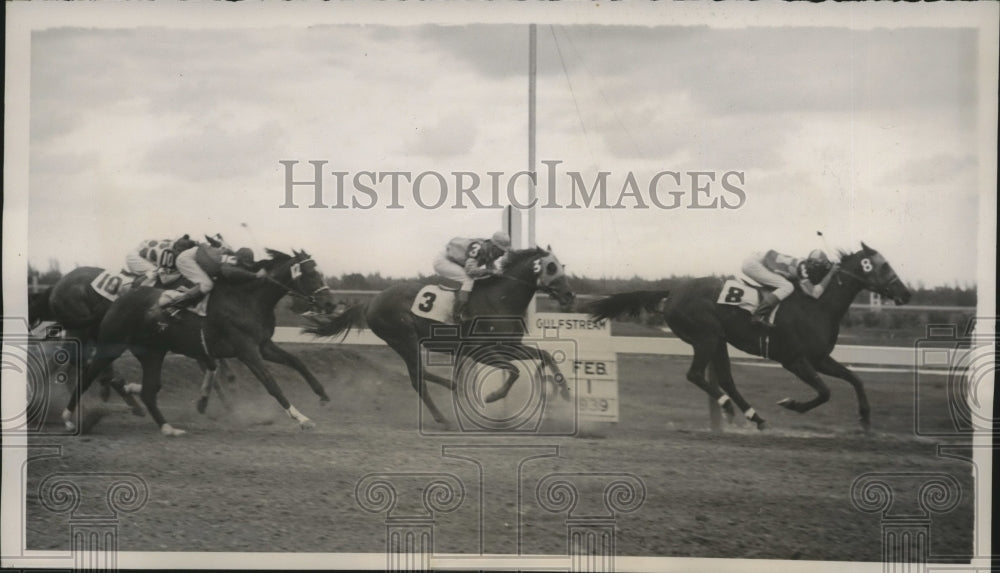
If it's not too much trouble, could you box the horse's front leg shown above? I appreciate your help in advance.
[811,355,871,432]
[777,357,832,416]
[239,344,314,430]
[259,340,330,404]
[196,360,218,415]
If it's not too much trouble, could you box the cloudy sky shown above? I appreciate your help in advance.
[21,16,993,287]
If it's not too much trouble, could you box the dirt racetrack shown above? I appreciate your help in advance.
[24,343,976,562]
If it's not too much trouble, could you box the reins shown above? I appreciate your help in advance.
[262,258,329,304]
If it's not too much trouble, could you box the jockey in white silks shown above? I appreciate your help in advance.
[124,235,196,287]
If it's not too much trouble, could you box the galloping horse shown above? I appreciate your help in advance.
[30,266,239,414]
[303,247,576,428]
[587,243,911,431]
[30,267,147,415]
[62,250,337,436]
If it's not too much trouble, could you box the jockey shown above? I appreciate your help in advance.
[163,238,265,312]
[741,248,835,327]
[433,230,512,321]
[124,234,197,287]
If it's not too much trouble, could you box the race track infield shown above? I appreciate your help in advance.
[24,343,976,562]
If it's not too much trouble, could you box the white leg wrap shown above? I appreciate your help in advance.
[744,407,758,420]
[717,395,731,407]
[286,405,307,422]
[62,409,76,430]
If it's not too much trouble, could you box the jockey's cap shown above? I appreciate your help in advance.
[235,247,255,268]
[174,236,196,253]
[491,231,511,252]
[808,249,829,263]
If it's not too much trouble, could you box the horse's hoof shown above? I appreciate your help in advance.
[160,424,186,437]
[860,417,872,433]
[196,397,208,414]
[319,397,331,407]
[299,420,316,431]
[484,391,503,404]
[756,420,769,431]
[777,398,797,411]
[62,409,76,432]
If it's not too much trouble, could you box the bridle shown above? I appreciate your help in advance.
[496,253,570,301]
[832,259,903,298]
[263,257,330,305]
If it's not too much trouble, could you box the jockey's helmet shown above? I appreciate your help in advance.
[808,249,829,264]
[235,247,255,269]
[491,231,512,252]
[174,235,196,253]
[805,249,832,281]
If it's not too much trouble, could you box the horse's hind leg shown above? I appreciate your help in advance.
[777,357,832,416]
[389,339,451,429]
[684,341,737,419]
[710,344,766,430]
[63,354,118,432]
[259,340,331,403]
[812,355,870,432]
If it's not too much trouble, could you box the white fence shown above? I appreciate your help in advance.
[274,326,959,369]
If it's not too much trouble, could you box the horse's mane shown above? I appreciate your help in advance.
[258,248,311,271]
[500,247,547,271]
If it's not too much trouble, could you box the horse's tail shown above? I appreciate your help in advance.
[28,287,55,328]
[585,290,670,321]
[302,303,369,341]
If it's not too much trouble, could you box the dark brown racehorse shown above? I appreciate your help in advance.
[30,267,147,416]
[587,243,911,432]
[30,266,240,416]
[303,247,576,428]
[61,249,336,436]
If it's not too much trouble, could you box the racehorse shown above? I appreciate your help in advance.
[303,246,576,428]
[586,243,911,432]
[30,266,239,415]
[61,249,336,436]
[29,267,146,416]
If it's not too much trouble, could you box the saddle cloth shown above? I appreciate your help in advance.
[716,278,779,322]
[410,285,456,323]
[89,270,136,302]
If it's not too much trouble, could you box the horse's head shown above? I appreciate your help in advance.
[504,246,576,311]
[264,248,336,311]
[839,242,911,305]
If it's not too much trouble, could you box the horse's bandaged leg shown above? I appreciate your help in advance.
[286,405,315,430]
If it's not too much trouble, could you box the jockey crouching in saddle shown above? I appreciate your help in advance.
[741,248,836,328]
[159,234,266,318]
[124,234,196,288]
[432,231,512,322]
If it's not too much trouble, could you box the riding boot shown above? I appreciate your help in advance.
[452,290,470,323]
[752,292,780,328]
[161,287,204,317]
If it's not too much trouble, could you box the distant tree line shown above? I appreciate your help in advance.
[28,263,977,308]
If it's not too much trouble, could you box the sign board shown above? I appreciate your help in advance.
[529,312,619,423]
